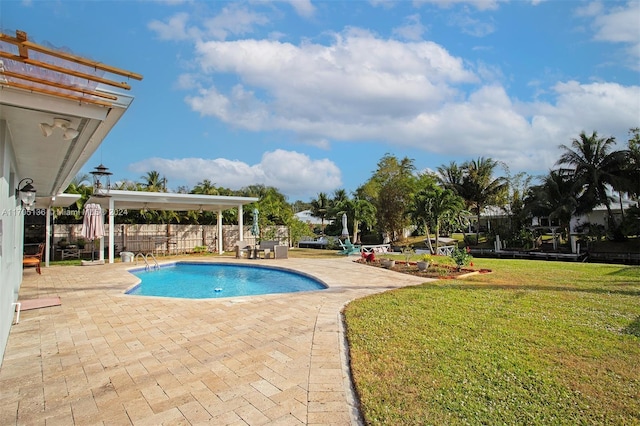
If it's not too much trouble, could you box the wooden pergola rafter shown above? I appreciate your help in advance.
[0,30,143,106]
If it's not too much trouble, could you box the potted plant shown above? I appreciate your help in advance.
[416,253,431,271]
[380,255,395,269]
[402,246,415,269]
[75,238,86,249]
[57,238,69,249]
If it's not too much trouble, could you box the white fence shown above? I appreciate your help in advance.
[53,224,288,257]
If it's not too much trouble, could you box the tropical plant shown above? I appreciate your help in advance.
[411,184,465,254]
[361,154,417,243]
[140,170,167,192]
[310,192,331,234]
[460,157,509,242]
[450,246,472,270]
[524,170,578,239]
[556,131,626,223]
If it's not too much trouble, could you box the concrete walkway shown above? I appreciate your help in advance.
[0,256,429,425]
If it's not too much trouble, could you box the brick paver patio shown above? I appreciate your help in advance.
[0,256,429,425]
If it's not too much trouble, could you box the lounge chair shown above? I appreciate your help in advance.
[338,239,361,255]
[23,242,45,274]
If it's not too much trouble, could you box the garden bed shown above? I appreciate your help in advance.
[354,258,491,279]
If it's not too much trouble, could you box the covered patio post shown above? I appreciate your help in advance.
[108,197,115,263]
[217,209,223,254]
[238,204,244,242]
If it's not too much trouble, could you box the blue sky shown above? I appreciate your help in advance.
[3,0,639,202]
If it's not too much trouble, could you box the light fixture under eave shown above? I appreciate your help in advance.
[16,177,37,210]
[39,118,79,140]
[90,164,112,198]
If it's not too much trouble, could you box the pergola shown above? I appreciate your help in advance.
[88,190,259,263]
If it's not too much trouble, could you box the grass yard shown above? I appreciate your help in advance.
[343,259,640,425]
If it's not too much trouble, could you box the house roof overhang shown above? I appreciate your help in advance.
[34,193,81,209]
[88,190,259,212]
[0,29,142,199]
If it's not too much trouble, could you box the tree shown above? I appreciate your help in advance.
[335,195,376,243]
[621,127,640,199]
[524,170,578,238]
[456,157,508,242]
[310,192,331,234]
[140,170,167,192]
[361,154,418,243]
[412,185,465,254]
[557,131,627,225]
[58,173,92,223]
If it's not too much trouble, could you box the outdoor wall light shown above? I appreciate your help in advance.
[39,118,79,141]
[16,177,37,210]
[90,163,112,197]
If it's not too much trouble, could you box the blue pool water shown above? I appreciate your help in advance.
[127,262,327,299]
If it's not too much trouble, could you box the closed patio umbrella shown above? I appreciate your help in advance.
[81,203,104,261]
[250,208,260,239]
[341,213,349,239]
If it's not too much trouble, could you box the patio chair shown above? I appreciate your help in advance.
[23,242,45,274]
[338,239,361,255]
[234,240,253,259]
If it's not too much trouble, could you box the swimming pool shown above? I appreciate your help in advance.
[126,262,327,299]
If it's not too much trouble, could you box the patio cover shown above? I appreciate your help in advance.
[88,190,259,263]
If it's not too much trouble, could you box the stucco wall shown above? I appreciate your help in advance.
[0,120,26,365]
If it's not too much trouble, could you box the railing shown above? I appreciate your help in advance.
[436,245,456,256]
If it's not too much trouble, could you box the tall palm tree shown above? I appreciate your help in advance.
[556,131,626,223]
[141,170,167,192]
[437,161,465,194]
[524,170,578,238]
[412,186,465,254]
[310,192,330,234]
[192,179,219,195]
[461,157,508,242]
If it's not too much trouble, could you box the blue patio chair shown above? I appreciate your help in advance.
[338,239,361,255]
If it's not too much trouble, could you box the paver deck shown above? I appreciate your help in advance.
[0,256,430,425]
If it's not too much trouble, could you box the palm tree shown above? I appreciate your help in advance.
[436,161,465,194]
[412,186,465,254]
[192,179,219,195]
[62,173,93,221]
[461,157,508,242]
[141,170,167,192]
[335,196,377,243]
[310,192,331,234]
[524,170,578,239]
[557,131,626,225]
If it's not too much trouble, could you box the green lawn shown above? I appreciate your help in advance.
[343,259,640,425]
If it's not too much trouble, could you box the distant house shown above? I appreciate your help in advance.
[464,205,511,233]
[294,210,325,225]
[570,197,636,233]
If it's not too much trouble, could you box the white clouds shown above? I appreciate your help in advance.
[282,0,315,18]
[413,0,501,11]
[393,14,427,41]
[146,1,638,196]
[177,25,638,177]
[128,150,342,198]
[579,1,640,70]
[203,4,269,40]
[148,12,196,41]
[186,29,476,137]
